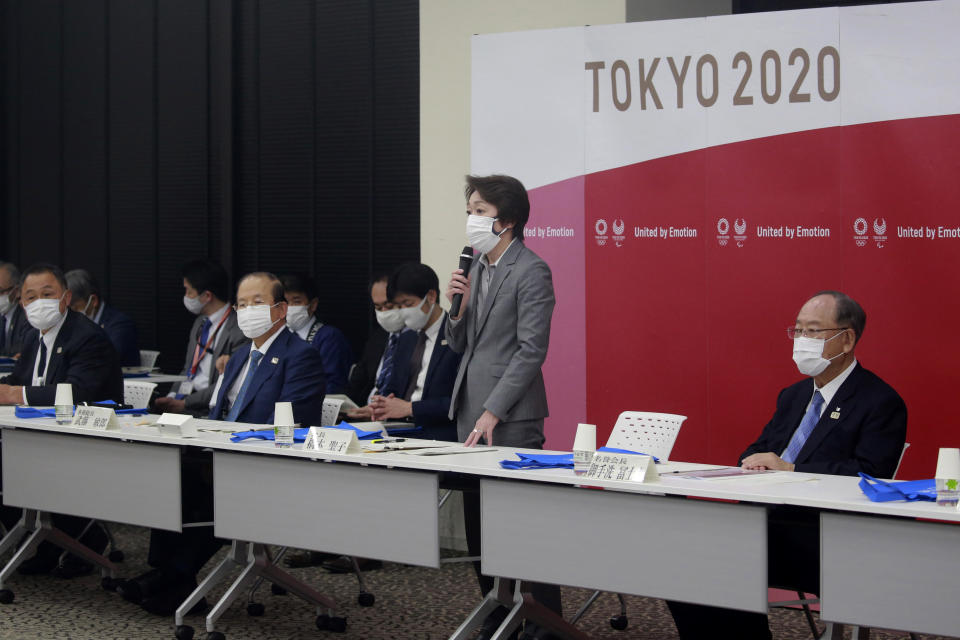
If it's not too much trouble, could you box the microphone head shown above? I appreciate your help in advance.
[460,245,474,259]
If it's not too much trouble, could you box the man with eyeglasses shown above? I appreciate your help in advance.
[668,290,907,640]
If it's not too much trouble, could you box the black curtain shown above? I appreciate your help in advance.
[0,0,419,371]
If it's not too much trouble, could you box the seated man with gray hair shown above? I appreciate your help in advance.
[667,290,907,639]
[65,268,140,366]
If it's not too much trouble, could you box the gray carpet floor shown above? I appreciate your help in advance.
[0,524,951,640]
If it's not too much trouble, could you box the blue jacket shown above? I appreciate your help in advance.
[209,328,326,426]
[98,304,140,367]
[381,314,461,441]
[297,319,353,395]
[1,309,123,405]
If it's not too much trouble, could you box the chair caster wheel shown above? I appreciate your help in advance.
[328,617,347,633]
[174,625,194,640]
[609,615,628,630]
[316,614,330,630]
[270,583,287,596]
[101,576,118,591]
[246,602,265,616]
[108,549,124,563]
[357,591,374,607]
[0,589,14,604]
[206,632,225,640]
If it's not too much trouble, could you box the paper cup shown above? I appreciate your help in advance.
[573,423,596,475]
[573,423,596,452]
[274,401,295,426]
[936,448,960,480]
[54,383,73,407]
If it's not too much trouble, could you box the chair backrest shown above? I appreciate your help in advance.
[139,350,160,369]
[321,398,342,427]
[604,411,687,462]
[124,380,158,409]
[893,442,911,479]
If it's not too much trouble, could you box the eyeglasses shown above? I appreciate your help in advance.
[787,327,849,339]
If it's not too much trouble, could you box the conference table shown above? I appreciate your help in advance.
[0,409,956,640]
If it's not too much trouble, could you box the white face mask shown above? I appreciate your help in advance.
[401,298,434,331]
[466,214,507,255]
[0,293,14,316]
[285,305,312,332]
[183,293,206,315]
[237,304,282,339]
[81,297,95,319]
[375,308,405,333]
[792,332,845,377]
[25,295,66,332]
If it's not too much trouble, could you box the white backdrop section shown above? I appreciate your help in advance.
[472,0,960,187]
[840,1,960,126]
[471,27,586,190]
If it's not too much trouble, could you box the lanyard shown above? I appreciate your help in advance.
[189,307,232,378]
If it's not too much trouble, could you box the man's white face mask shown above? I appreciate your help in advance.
[792,332,845,377]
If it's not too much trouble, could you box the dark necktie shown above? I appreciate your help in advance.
[782,390,824,463]
[225,350,264,422]
[403,330,428,401]
[376,333,400,394]
[199,318,212,349]
[36,338,48,384]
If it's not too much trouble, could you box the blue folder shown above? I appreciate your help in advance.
[499,446,659,470]
[230,421,382,443]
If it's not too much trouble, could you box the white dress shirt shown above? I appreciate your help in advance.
[409,312,444,403]
[193,303,230,392]
[23,311,68,405]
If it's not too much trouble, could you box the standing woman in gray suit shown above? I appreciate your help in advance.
[445,174,555,448]
[445,174,560,638]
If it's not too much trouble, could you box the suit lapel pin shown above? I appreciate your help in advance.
[271,357,279,364]
[830,407,841,420]
[56,347,63,354]
[440,339,448,346]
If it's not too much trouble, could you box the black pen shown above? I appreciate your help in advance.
[372,438,406,444]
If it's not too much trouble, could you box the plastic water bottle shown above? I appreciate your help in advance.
[275,424,294,449]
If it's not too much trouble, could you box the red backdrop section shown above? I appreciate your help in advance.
[581,115,960,479]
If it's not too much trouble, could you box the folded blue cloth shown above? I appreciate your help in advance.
[15,405,148,418]
[230,421,382,443]
[499,446,658,470]
[122,372,151,378]
[858,473,937,502]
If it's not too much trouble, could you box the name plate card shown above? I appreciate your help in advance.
[155,413,198,438]
[583,453,659,483]
[302,427,361,454]
[71,406,119,431]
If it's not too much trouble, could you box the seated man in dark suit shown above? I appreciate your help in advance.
[344,272,408,412]
[154,259,247,417]
[120,272,326,615]
[0,263,123,575]
[65,268,140,367]
[0,262,33,358]
[280,272,353,395]
[667,290,907,640]
[209,272,327,424]
[371,262,460,442]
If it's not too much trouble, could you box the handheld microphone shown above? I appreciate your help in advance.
[450,245,474,318]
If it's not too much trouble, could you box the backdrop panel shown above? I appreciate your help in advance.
[472,0,960,477]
